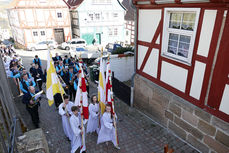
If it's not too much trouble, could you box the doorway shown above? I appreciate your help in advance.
[54,28,65,44]
[96,33,101,44]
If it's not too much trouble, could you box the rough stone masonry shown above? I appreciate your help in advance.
[134,74,229,153]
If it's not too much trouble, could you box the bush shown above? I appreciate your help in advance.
[112,47,134,54]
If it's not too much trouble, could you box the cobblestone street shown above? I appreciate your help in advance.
[15,50,199,153]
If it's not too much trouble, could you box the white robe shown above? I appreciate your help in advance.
[58,101,74,141]
[70,113,86,153]
[97,112,117,146]
[86,103,99,133]
[70,114,81,153]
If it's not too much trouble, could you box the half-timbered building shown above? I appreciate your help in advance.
[7,0,71,47]
[122,0,135,45]
[133,0,229,152]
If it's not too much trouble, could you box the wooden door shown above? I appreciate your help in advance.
[54,28,65,44]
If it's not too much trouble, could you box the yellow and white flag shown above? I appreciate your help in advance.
[46,50,65,106]
[98,57,106,114]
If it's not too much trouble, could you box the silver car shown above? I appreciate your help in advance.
[27,40,58,51]
[61,38,87,50]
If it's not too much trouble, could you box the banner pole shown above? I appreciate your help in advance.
[107,55,119,147]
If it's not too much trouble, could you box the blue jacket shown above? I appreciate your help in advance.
[33,58,42,67]
[56,65,64,76]
[20,79,36,94]
[10,70,20,78]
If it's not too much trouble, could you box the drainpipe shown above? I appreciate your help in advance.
[130,0,137,107]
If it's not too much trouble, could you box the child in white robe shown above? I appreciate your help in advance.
[86,95,100,134]
[58,95,74,141]
[70,106,86,153]
[97,104,120,149]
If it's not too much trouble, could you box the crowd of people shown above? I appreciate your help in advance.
[0,48,120,153]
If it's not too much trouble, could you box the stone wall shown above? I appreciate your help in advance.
[134,74,229,153]
[17,128,49,153]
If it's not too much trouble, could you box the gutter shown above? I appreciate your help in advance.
[130,0,137,107]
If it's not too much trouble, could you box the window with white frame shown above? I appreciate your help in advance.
[114,28,118,36]
[95,13,100,20]
[89,13,93,21]
[113,13,118,18]
[57,12,62,18]
[108,28,112,36]
[162,8,200,64]
[40,31,45,36]
[33,31,38,36]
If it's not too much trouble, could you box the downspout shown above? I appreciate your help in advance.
[130,0,137,107]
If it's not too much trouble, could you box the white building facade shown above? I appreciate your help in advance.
[68,0,126,46]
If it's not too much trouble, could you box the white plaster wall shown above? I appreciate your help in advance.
[137,45,148,70]
[25,9,34,26]
[64,27,71,41]
[46,28,54,40]
[155,0,175,3]
[197,10,217,57]
[37,10,46,27]
[189,61,206,100]
[17,0,26,6]
[219,84,229,115]
[26,28,54,46]
[24,29,32,44]
[138,9,161,43]
[156,34,160,44]
[143,48,159,78]
[108,56,134,82]
[160,61,188,92]
[14,27,24,45]
[8,9,20,27]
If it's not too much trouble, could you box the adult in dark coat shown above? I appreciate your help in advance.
[22,86,40,128]
[31,64,44,91]
[53,53,62,62]
[63,55,71,66]
[33,55,42,68]
[30,63,36,75]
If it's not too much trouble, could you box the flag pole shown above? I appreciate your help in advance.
[107,55,119,147]
[98,48,103,127]
[78,55,85,151]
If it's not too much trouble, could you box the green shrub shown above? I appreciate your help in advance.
[112,47,134,54]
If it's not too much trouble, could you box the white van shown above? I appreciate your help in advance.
[61,38,87,50]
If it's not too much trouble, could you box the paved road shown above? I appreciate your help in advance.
[15,49,199,153]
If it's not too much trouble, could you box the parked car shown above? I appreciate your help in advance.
[105,43,122,53]
[27,40,58,51]
[61,38,87,50]
[2,39,14,47]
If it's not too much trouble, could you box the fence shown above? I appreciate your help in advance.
[0,56,23,153]
[112,76,131,106]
